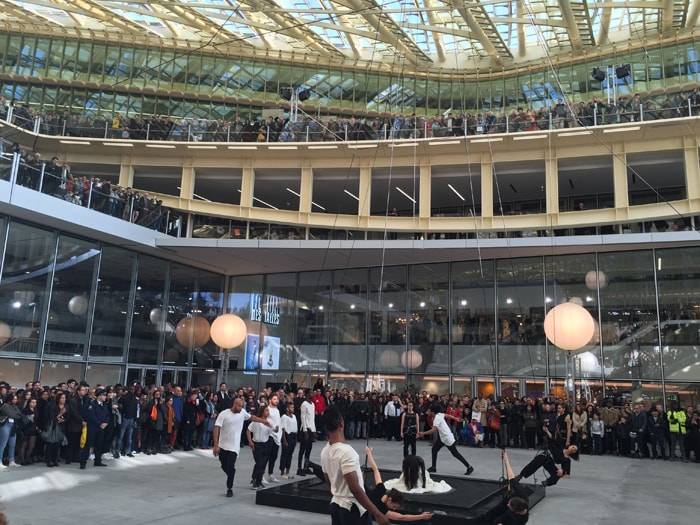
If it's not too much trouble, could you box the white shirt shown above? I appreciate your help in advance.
[268,405,282,445]
[281,413,298,435]
[214,408,250,454]
[433,412,455,447]
[248,421,272,443]
[301,400,316,432]
[384,401,402,417]
[320,442,365,514]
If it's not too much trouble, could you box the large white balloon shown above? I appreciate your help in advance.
[379,350,400,368]
[149,308,165,325]
[585,270,607,290]
[544,302,596,351]
[68,295,89,316]
[210,314,247,349]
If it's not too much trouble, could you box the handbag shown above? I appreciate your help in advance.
[195,411,205,427]
[40,423,65,444]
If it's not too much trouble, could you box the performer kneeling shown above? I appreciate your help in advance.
[419,404,474,476]
[365,447,434,522]
[506,443,578,487]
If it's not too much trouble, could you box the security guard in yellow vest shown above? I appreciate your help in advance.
[667,402,687,460]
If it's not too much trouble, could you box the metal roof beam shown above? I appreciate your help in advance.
[687,0,700,27]
[158,2,254,46]
[447,1,511,64]
[423,0,445,63]
[53,0,162,36]
[339,0,433,65]
[558,0,595,50]
[0,0,67,26]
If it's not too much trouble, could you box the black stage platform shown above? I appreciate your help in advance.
[256,469,545,524]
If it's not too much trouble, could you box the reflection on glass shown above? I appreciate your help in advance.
[164,264,197,367]
[227,274,264,371]
[89,247,135,359]
[496,257,546,375]
[264,273,297,371]
[129,256,167,365]
[369,266,407,374]
[85,363,122,386]
[193,271,224,369]
[656,247,700,382]
[296,271,331,370]
[330,268,367,372]
[451,260,496,375]
[39,360,83,386]
[598,251,660,380]
[0,222,55,355]
[408,264,449,375]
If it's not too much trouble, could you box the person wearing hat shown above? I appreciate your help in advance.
[87,389,110,467]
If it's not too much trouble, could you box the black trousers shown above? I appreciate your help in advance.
[431,439,471,470]
[92,428,106,465]
[267,437,279,475]
[281,433,297,472]
[330,503,370,525]
[387,417,401,441]
[403,435,416,457]
[298,430,313,469]
[252,440,270,485]
[218,448,238,490]
[66,430,81,463]
[518,451,560,486]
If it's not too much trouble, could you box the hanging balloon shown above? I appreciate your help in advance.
[149,308,165,325]
[568,296,584,306]
[175,316,211,348]
[68,295,89,316]
[210,314,247,349]
[379,350,400,368]
[0,322,11,346]
[401,349,423,369]
[544,302,595,351]
[585,270,607,290]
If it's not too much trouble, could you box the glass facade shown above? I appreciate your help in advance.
[1,212,700,408]
[2,31,700,117]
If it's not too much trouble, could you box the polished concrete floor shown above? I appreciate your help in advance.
[1,439,697,525]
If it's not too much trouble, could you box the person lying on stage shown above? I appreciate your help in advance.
[364,447,434,523]
[504,442,579,487]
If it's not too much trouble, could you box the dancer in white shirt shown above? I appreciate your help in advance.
[213,397,270,498]
[248,406,273,489]
[320,406,389,525]
[298,389,316,476]
[265,394,282,484]
[419,404,474,476]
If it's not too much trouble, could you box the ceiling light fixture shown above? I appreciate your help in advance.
[395,186,416,204]
[448,183,465,201]
[146,144,176,149]
[286,187,301,197]
[344,189,360,201]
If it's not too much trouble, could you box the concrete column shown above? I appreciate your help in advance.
[481,154,493,218]
[612,145,629,209]
[545,156,559,215]
[240,166,254,208]
[118,158,134,188]
[300,166,313,213]
[683,137,700,201]
[419,164,431,218]
[180,164,195,200]
[358,165,371,217]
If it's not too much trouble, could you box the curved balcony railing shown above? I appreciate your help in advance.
[3,93,700,144]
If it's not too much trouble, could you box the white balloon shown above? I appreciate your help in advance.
[544,302,596,351]
[68,295,89,316]
[401,349,423,369]
[149,308,165,325]
[585,270,607,290]
[0,322,11,345]
[568,296,584,306]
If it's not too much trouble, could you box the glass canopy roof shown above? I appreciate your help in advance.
[2,1,698,70]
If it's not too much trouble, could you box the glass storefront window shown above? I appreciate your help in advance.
[85,363,123,386]
[406,374,450,395]
[0,358,37,387]
[89,247,135,359]
[227,274,264,372]
[330,268,368,372]
[44,235,100,358]
[451,260,496,375]
[194,271,224,369]
[496,257,547,376]
[0,222,56,356]
[39,360,84,386]
[264,273,297,371]
[295,271,331,371]
[163,264,197,367]
[128,256,167,365]
[598,251,661,380]
[369,266,407,374]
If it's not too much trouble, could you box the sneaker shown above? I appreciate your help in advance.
[0,464,7,471]
[261,478,272,486]
[269,475,280,483]
[127,453,134,458]
[465,466,474,476]
[226,489,233,498]
[296,468,305,477]
[280,474,288,480]
[9,462,22,468]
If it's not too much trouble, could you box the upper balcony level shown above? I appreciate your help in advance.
[5,106,700,243]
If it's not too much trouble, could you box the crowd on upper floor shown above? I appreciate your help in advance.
[1,376,698,474]
[4,142,180,234]
[3,87,700,144]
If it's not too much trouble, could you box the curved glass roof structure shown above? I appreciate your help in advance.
[1,1,699,71]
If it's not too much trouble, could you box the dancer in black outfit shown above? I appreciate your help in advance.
[505,443,579,487]
[400,401,419,457]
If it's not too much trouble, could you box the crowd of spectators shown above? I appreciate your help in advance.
[3,87,700,144]
[4,143,180,234]
[1,377,698,473]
